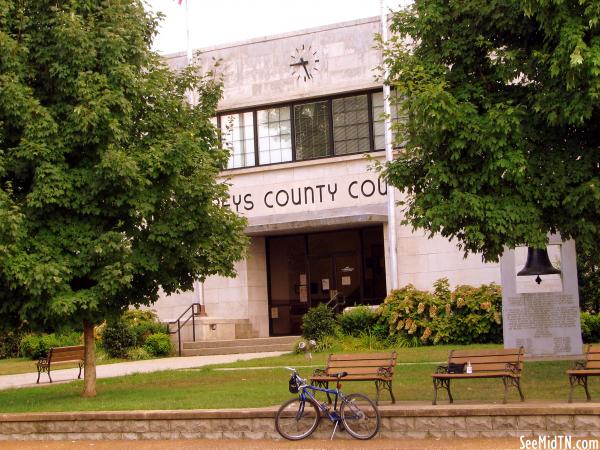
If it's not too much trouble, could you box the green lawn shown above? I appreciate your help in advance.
[0,344,595,413]
[0,355,125,376]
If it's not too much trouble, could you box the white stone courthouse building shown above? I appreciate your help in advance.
[154,17,501,340]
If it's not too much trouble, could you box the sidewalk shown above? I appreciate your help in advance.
[0,351,286,391]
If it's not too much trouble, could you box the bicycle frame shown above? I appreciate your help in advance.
[298,382,347,422]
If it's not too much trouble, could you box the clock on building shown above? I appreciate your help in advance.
[290,44,320,82]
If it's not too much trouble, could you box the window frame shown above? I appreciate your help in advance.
[218,88,396,171]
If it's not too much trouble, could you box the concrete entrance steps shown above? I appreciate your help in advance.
[181,335,299,357]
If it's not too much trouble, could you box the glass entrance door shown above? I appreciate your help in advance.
[267,226,386,336]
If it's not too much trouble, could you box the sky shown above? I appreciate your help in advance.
[145,0,406,55]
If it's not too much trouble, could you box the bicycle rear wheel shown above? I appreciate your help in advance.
[340,393,380,440]
[275,397,320,440]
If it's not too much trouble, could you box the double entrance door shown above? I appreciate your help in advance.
[308,253,361,306]
[267,226,386,336]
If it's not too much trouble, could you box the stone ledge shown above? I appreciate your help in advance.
[1,402,599,423]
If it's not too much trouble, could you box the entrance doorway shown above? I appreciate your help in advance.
[267,226,386,336]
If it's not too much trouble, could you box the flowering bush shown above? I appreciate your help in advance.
[376,278,502,345]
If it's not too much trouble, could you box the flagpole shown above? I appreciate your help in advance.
[381,0,399,292]
[185,0,192,64]
[183,0,205,315]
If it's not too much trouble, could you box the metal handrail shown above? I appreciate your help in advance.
[326,293,346,314]
[167,303,202,356]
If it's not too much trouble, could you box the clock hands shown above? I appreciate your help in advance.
[289,57,311,80]
[289,57,308,67]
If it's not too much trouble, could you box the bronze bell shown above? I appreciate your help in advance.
[517,247,561,284]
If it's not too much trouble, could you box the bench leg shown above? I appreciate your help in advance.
[584,376,592,402]
[502,377,509,404]
[36,366,41,384]
[516,378,525,402]
[374,379,395,404]
[568,375,592,403]
[78,362,84,379]
[48,368,52,383]
[432,378,452,405]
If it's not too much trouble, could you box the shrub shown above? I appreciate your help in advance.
[377,278,502,346]
[101,321,135,358]
[127,347,152,360]
[301,304,336,341]
[337,306,378,337]
[122,309,167,347]
[144,333,172,357]
[19,332,82,360]
[581,312,600,343]
[0,328,27,359]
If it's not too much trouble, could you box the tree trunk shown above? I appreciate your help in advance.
[82,319,96,397]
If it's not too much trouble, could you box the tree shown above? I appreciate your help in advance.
[0,0,247,396]
[381,0,600,262]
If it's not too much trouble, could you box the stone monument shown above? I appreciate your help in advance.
[500,235,583,357]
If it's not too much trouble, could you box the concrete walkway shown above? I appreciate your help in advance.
[0,351,287,391]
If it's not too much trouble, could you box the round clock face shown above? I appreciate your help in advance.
[289,44,320,82]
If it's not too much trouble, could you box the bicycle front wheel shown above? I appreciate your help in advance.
[340,393,381,440]
[275,397,320,440]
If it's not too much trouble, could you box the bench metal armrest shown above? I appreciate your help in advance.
[435,364,449,374]
[377,366,393,378]
[37,357,49,367]
[505,362,520,374]
[572,360,586,370]
[312,368,327,377]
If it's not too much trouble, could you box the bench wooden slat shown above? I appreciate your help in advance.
[449,355,522,364]
[325,367,391,376]
[451,348,523,358]
[327,359,395,368]
[329,353,397,361]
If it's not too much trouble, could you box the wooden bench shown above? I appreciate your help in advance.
[567,344,600,402]
[36,345,85,384]
[310,352,397,404]
[432,347,525,405]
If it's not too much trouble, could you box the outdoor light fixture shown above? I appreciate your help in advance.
[517,247,561,284]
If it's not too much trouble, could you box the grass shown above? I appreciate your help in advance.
[0,343,596,413]
[0,353,125,376]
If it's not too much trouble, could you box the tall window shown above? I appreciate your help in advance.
[221,112,255,169]
[257,107,292,165]
[372,91,403,150]
[333,95,370,155]
[294,101,330,161]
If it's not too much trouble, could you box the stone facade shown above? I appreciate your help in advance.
[152,16,501,334]
[1,405,599,440]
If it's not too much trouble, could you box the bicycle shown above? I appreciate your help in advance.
[275,367,381,441]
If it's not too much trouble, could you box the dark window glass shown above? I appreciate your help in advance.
[293,101,330,160]
[333,95,370,155]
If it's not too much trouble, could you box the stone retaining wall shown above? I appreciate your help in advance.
[1,404,599,441]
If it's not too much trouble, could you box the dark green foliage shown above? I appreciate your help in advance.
[377,278,503,345]
[301,304,336,341]
[19,332,82,359]
[580,312,600,343]
[0,1,247,332]
[0,326,26,359]
[101,321,135,358]
[144,332,172,357]
[122,309,166,347]
[577,242,600,313]
[337,306,378,337]
[381,0,600,262]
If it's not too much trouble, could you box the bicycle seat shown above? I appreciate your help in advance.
[332,371,348,379]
